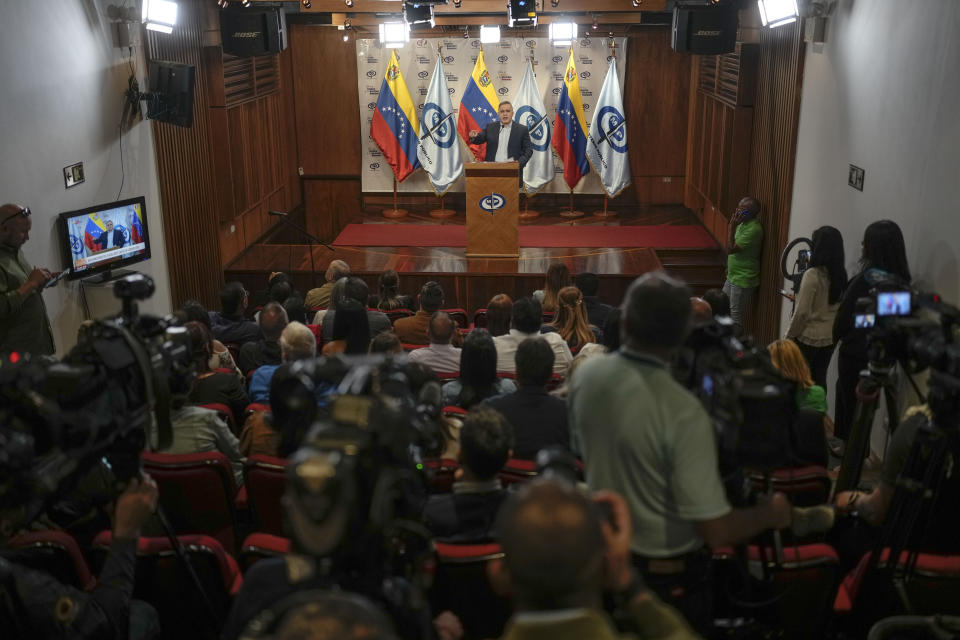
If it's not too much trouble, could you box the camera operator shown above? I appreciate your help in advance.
[569,272,792,634]
[0,203,55,356]
[0,473,159,639]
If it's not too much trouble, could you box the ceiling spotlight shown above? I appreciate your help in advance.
[142,0,178,33]
[480,25,500,44]
[757,0,799,27]
[302,0,311,7]
[548,21,576,46]
[345,0,353,6]
[241,0,250,6]
[550,0,559,6]
[632,0,640,6]
[453,0,461,6]
[592,15,598,30]
[217,0,228,8]
[463,27,469,38]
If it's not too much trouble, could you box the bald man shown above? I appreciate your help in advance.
[0,203,55,355]
[491,480,699,640]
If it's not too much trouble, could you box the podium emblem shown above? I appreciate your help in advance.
[479,193,505,214]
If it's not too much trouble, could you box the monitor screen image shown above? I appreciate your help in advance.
[59,196,151,280]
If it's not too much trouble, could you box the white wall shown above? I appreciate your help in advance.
[0,0,171,354]
[785,0,960,443]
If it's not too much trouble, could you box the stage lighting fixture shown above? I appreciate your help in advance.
[302,0,312,7]
[404,2,435,28]
[345,0,354,6]
[379,21,410,47]
[592,15,598,30]
[550,0,559,6]
[479,25,500,44]
[508,0,537,28]
[217,0,228,7]
[548,21,576,46]
[142,0,177,33]
[241,0,250,6]
[758,0,799,27]
[453,0,461,7]
[632,0,641,6]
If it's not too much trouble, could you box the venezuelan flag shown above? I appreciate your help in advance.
[457,50,500,162]
[370,50,421,183]
[129,204,144,243]
[84,213,106,252]
[552,50,590,190]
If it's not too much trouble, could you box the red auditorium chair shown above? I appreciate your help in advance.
[497,372,564,389]
[403,343,428,351]
[423,458,460,493]
[834,549,960,634]
[472,308,487,329]
[239,533,291,573]
[305,323,323,348]
[141,451,240,555]
[435,371,459,380]
[748,465,832,507]
[713,543,840,640]
[196,402,237,435]
[244,455,288,537]
[441,308,469,330]
[381,308,414,324]
[433,542,511,640]
[499,458,539,486]
[442,406,468,418]
[5,530,96,591]
[90,531,242,640]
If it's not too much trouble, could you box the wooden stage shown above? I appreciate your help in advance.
[224,205,726,314]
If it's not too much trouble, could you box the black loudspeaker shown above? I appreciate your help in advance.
[147,60,195,128]
[671,5,739,55]
[220,7,287,57]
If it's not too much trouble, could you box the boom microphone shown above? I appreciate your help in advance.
[268,210,288,217]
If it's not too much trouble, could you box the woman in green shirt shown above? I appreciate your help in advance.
[768,338,827,413]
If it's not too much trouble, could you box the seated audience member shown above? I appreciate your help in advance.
[238,302,288,374]
[180,299,242,377]
[491,480,698,640]
[312,277,347,325]
[171,322,247,484]
[443,329,516,409]
[690,297,713,325]
[249,593,399,640]
[252,271,294,309]
[305,259,350,309]
[321,277,391,342]
[369,331,404,355]
[483,337,569,459]
[485,293,513,337]
[424,407,513,541]
[370,269,414,311]
[494,297,572,375]
[248,321,317,404]
[393,281,454,346]
[767,339,827,413]
[283,294,309,325]
[549,286,598,351]
[209,281,260,345]
[408,312,462,374]
[575,271,614,329]
[601,307,622,352]
[322,299,371,356]
[185,321,250,426]
[534,262,571,313]
[702,287,730,319]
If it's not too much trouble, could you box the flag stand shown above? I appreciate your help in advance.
[429,194,456,219]
[382,177,408,219]
[519,191,539,221]
[594,194,616,219]
[560,189,584,219]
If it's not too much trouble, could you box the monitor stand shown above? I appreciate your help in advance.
[81,268,137,286]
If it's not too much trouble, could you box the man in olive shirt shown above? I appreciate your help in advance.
[723,196,764,331]
[0,204,55,356]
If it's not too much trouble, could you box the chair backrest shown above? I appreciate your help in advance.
[195,402,236,435]
[433,542,511,640]
[714,543,840,640]
[403,343,428,351]
[498,458,539,486]
[441,308,469,330]
[244,454,288,537]
[423,458,460,494]
[91,531,242,640]
[141,451,239,555]
[5,530,96,591]
[382,308,415,324]
[435,371,460,380]
[749,466,831,507]
[239,532,292,573]
[472,308,487,328]
[305,323,323,348]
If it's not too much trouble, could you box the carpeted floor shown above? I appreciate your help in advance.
[332,223,718,249]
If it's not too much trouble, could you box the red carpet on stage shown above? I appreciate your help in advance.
[332,223,717,249]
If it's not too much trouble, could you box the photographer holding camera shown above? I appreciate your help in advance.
[0,472,160,639]
[569,272,792,634]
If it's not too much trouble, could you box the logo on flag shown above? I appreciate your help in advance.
[417,55,464,196]
[479,194,505,213]
[517,106,550,152]
[70,234,83,256]
[387,64,400,80]
[479,70,492,87]
[515,59,554,194]
[422,102,457,149]
[596,107,627,152]
[586,59,631,198]
[566,67,577,83]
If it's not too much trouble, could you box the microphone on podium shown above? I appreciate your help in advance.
[268,210,288,217]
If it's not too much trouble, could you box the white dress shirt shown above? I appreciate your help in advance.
[495,122,512,162]
[407,343,462,374]
[493,329,572,375]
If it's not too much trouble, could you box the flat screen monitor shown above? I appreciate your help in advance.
[57,196,151,281]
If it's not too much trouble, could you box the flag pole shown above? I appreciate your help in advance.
[429,41,456,219]
[519,44,540,222]
[561,188,584,219]
[382,176,408,219]
[594,38,618,220]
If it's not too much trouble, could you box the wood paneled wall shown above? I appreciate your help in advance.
[747,22,805,345]
[149,0,300,308]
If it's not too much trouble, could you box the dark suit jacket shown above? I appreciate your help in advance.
[424,488,509,542]
[97,229,126,250]
[473,122,533,171]
[583,296,614,330]
[482,386,569,459]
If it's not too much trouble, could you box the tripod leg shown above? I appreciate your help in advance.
[834,376,882,495]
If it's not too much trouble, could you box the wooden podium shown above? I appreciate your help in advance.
[465,162,520,258]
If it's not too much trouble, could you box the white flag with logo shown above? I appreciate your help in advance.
[417,56,464,196]
[586,59,631,198]
[514,59,554,195]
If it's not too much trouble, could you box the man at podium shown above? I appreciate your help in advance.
[468,101,533,173]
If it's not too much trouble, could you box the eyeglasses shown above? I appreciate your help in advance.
[1,207,30,225]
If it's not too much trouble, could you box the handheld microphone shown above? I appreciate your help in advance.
[268,210,288,217]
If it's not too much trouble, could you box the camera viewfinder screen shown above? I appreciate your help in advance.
[854,314,876,329]
[877,292,911,317]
